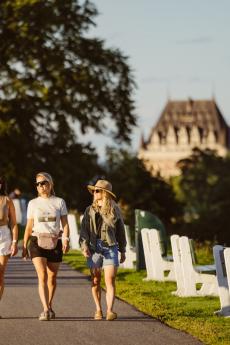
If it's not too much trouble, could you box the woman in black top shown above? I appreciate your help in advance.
[80,180,126,321]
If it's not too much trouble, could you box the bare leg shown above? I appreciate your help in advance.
[32,257,49,312]
[47,262,60,310]
[90,268,102,311]
[0,255,9,301]
[104,265,117,313]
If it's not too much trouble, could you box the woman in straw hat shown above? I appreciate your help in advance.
[22,172,70,321]
[80,179,126,321]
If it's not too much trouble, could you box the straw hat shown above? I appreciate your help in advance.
[87,180,116,199]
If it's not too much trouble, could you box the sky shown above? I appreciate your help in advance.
[80,0,230,158]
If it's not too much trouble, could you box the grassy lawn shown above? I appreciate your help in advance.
[63,249,230,345]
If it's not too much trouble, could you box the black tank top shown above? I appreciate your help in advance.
[95,212,103,239]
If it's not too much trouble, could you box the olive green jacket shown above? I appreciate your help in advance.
[79,205,126,253]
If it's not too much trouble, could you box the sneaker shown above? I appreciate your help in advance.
[49,308,56,320]
[106,311,117,321]
[39,311,50,321]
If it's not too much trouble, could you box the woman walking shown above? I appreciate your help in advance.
[0,176,18,316]
[80,179,126,321]
[22,172,70,321]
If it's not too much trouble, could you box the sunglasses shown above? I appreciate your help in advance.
[35,180,49,187]
[94,189,102,194]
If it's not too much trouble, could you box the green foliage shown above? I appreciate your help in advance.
[103,147,182,232]
[176,148,230,245]
[195,240,215,265]
[64,250,230,345]
[0,0,136,210]
[0,0,136,142]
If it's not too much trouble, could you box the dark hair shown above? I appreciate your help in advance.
[0,176,7,195]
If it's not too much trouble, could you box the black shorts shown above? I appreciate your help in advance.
[29,236,63,263]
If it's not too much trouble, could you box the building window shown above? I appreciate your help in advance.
[198,127,204,143]
[174,127,179,144]
[214,130,218,143]
[158,132,162,145]
[186,127,191,144]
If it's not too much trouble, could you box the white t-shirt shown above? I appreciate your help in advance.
[27,196,68,234]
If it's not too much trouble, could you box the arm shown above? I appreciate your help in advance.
[115,206,127,263]
[116,218,127,263]
[8,199,19,257]
[22,218,33,258]
[61,215,70,254]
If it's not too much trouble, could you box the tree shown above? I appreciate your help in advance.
[177,148,230,245]
[103,147,182,233]
[0,0,136,206]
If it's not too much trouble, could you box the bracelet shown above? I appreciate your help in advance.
[63,237,70,242]
[12,240,17,244]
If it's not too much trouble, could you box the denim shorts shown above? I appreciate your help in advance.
[87,239,119,269]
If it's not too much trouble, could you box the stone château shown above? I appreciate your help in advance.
[138,98,230,178]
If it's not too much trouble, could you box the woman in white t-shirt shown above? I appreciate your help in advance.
[22,172,70,321]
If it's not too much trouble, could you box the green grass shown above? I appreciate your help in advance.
[63,250,230,345]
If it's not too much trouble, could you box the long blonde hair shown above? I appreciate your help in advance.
[36,172,55,196]
[92,191,117,227]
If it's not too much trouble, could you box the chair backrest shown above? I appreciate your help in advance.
[124,225,133,248]
[141,228,155,279]
[135,209,167,256]
[213,245,230,312]
[67,214,80,249]
[12,199,22,224]
[188,238,198,265]
[170,234,184,293]
[224,248,230,291]
[179,236,197,295]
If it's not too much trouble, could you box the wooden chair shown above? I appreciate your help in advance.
[171,235,217,297]
[141,228,174,281]
[213,245,230,317]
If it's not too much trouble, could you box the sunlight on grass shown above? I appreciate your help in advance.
[64,250,230,345]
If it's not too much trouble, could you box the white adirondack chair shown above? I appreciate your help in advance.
[213,245,230,317]
[120,225,136,269]
[141,228,174,281]
[225,248,230,293]
[171,235,218,297]
[67,214,80,250]
[12,199,22,225]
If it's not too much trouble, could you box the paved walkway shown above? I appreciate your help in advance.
[0,255,203,345]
